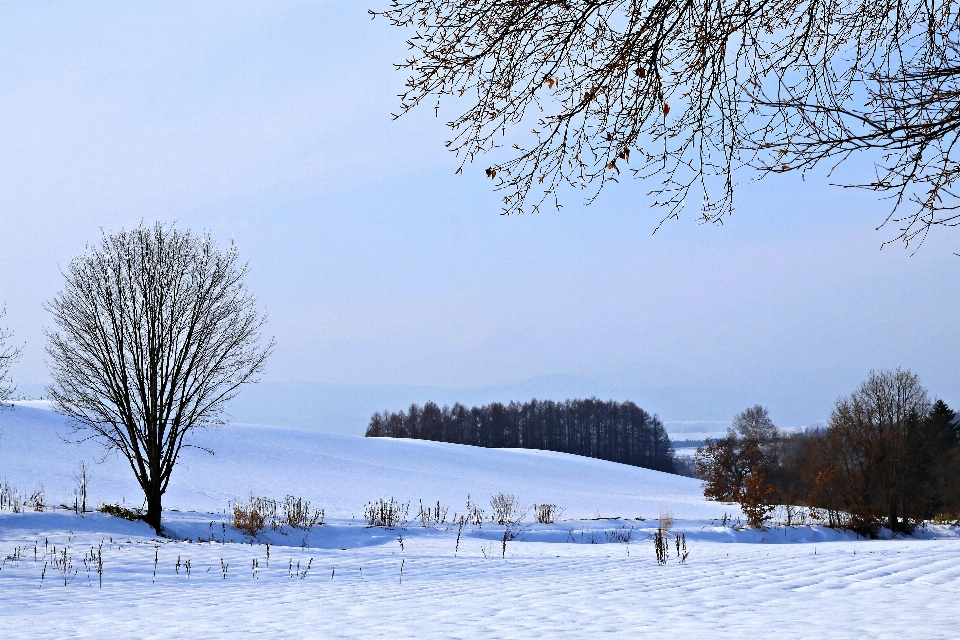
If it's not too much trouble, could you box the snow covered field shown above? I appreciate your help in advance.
[1,403,959,638]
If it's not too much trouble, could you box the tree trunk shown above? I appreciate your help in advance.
[144,485,163,535]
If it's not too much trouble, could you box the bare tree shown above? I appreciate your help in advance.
[73,460,91,516]
[0,307,22,405]
[822,368,931,532]
[374,0,960,247]
[696,404,779,524]
[45,223,274,534]
[732,405,778,444]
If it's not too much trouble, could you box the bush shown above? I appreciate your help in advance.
[490,493,528,525]
[533,503,564,524]
[364,497,409,528]
[0,481,23,512]
[232,495,324,534]
[0,482,44,513]
[932,513,960,526]
[283,496,324,529]
[233,499,267,536]
[27,486,44,512]
[100,503,144,521]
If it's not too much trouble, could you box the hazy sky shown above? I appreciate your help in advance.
[1,1,957,432]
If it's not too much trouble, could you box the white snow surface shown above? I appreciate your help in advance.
[1,402,959,638]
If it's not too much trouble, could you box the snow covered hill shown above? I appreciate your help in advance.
[0,402,725,521]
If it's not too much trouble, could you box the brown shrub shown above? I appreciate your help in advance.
[233,500,266,536]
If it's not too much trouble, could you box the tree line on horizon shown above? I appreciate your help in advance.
[366,398,677,473]
[696,369,960,536]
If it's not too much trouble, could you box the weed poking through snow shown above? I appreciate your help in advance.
[299,558,312,580]
[417,500,449,527]
[675,533,690,564]
[454,515,466,557]
[463,495,485,526]
[654,527,668,566]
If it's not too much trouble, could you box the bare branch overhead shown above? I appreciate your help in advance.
[374,0,960,247]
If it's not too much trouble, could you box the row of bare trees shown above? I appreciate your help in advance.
[696,370,959,535]
[367,398,677,472]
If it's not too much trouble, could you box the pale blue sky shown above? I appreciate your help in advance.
[1,1,957,435]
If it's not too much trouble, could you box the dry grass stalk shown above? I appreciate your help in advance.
[364,497,409,528]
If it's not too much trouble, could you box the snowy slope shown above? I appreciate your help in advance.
[2,403,960,639]
[0,402,727,521]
